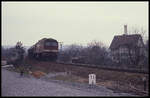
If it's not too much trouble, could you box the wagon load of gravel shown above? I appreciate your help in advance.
[29,71,46,78]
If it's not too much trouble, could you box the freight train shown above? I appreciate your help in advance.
[28,38,59,61]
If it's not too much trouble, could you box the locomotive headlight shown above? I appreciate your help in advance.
[37,44,40,48]
[44,50,58,52]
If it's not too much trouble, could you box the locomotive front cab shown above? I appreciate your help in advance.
[42,39,58,61]
[44,39,58,51]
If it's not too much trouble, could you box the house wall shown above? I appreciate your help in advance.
[111,46,136,64]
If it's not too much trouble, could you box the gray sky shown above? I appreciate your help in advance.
[2,2,148,47]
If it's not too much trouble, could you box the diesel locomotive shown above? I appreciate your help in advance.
[28,38,59,61]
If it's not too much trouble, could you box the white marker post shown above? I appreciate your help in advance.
[89,74,96,85]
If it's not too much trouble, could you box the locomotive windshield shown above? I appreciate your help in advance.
[45,41,57,46]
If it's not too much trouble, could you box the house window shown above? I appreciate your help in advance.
[120,47,127,54]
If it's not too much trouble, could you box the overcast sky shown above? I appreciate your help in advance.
[2,2,148,47]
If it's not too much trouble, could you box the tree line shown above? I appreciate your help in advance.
[57,39,148,69]
[2,27,149,70]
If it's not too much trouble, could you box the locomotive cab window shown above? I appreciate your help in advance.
[45,42,57,46]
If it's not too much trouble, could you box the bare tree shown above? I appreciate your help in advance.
[85,40,108,65]
[128,26,148,43]
[58,40,109,65]
[58,44,84,63]
[127,26,148,68]
[8,42,25,66]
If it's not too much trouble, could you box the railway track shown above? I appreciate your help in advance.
[56,62,149,74]
[25,57,148,75]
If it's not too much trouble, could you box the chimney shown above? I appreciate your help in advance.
[124,25,127,35]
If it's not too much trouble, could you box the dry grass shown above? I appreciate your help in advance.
[29,71,46,78]
[24,59,149,96]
